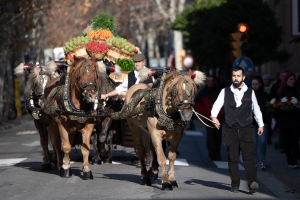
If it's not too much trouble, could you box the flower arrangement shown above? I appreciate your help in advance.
[266,96,300,113]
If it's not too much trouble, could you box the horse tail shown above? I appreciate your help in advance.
[14,63,26,75]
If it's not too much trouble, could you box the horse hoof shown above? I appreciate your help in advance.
[141,177,152,186]
[41,163,51,171]
[162,182,173,190]
[170,180,178,188]
[59,168,72,178]
[83,171,93,180]
[91,159,102,165]
[147,167,158,180]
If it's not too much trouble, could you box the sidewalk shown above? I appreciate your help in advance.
[1,115,300,195]
[0,114,32,133]
[265,135,300,195]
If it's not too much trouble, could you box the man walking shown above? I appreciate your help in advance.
[211,67,263,194]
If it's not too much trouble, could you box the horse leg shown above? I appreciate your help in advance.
[141,129,152,166]
[57,125,72,178]
[99,118,112,162]
[106,129,113,163]
[91,123,101,165]
[81,123,94,180]
[129,121,151,186]
[34,120,51,171]
[147,140,159,181]
[151,135,172,190]
[167,132,183,188]
[47,117,63,173]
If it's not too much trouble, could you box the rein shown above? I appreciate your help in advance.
[192,108,216,128]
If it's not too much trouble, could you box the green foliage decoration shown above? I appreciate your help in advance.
[89,13,118,36]
[115,58,135,71]
[170,0,291,67]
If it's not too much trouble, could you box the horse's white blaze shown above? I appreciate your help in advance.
[183,83,186,90]
[41,75,48,92]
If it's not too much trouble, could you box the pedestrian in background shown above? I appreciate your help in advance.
[262,74,273,94]
[275,73,300,168]
[269,69,289,152]
[252,75,269,171]
[211,67,263,194]
[194,75,224,161]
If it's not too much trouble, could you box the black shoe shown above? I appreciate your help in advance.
[249,182,259,194]
[231,187,239,193]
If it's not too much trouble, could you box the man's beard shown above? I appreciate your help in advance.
[233,80,243,88]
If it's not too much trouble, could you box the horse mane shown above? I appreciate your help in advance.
[24,66,41,96]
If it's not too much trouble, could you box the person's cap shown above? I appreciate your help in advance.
[132,54,145,62]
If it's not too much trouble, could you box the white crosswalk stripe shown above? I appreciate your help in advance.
[213,161,245,170]
[0,158,27,167]
[112,158,189,166]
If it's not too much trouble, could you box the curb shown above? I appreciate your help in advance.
[268,164,300,196]
[0,114,32,132]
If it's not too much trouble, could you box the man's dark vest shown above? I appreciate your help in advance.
[224,87,252,128]
[128,71,153,89]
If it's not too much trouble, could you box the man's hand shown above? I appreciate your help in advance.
[101,94,107,99]
[211,117,220,130]
[257,127,263,136]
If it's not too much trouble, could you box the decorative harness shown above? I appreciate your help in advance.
[44,59,103,123]
[110,68,195,130]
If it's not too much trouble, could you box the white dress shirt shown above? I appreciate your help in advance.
[115,70,139,95]
[211,84,264,127]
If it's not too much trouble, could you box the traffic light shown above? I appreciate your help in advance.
[229,23,249,58]
[238,23,248,54]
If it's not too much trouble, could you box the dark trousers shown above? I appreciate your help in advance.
[206,125,222,159]
[223,127,256,188]
[280,127,300,165]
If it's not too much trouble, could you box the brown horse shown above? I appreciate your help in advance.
[122,68,205,190]
[14,61,60,170]
[44,56,102,179]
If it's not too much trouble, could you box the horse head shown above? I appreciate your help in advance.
[70,56,101,104]
[14,62,59,108]
[164,69,206,122]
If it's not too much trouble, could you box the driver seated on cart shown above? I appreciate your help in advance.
[101,53,153,99]
[101,53,153,167]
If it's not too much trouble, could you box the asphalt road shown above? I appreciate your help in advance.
[0,118,299,200]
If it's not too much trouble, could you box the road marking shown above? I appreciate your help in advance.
[0,158,27,167]
[213,161,245,170]
[17,130,38,135]
[22,141,40,147]
[112,158,189,166]
[184,130,203,136]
